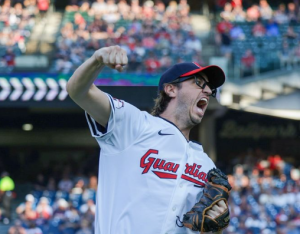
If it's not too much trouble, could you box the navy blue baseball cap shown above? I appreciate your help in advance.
[158,62,226,91]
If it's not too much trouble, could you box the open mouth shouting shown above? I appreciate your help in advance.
[197,97,209,111]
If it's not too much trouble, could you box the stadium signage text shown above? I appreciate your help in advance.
[219,120,297,139]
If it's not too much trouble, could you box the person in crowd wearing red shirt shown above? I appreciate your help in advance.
[241,49,257,77]
[144,53,161,73]
[252,20,266,37]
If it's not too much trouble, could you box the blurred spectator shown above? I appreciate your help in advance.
[232,5,246,22]
[233,165,249,192]
[246,4,260,22]
[261,168,273,190]
[220,3,234,21]
[76,219,93,234]
[91,0,107,16]
[240,49,257,77]
[102,0,120,23]
[0,171,15,224]
[65,0,79,12]
[130,0,142,19]
[177,0,190,17]
[80,198,95,214]
[24,0,38,17]
[184,32,202,53]
[216,17,233,35]
[265,18,279,37]
[58,174,73,193]
[154,1,165,21]
[79,199,95,222]
[2,48,15,73]
[252,20,266,37]
[8,219,26,234]
[37,0,50,19]
[117,0,130,19]
[25,221,43,234]
[219,29,232,59]
[216,18,233,59]
[268,155,283,171]
[16,194,37,222]
[143,0,155,20]
[64,205,80,230]
[276,209,289,227]
[144,53,161,73]
[73,170,89,186]
[159,53,172,71]
[74,12,85,27]
[52,198,69,220]
[56,56,73,74]
[287,3,298,24]
[259,0,273,20]
[292,41,300,66]
[231,0,242,8]
[273,4,289,24]
[36,197,53,221]
[87,175,97,192]
[230,24,245,40]
[278,40,293,69]
[284,26,298,40]
[166,1,178,16]
[142,35,156,50]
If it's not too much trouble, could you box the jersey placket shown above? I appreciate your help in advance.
[161,141,191,234]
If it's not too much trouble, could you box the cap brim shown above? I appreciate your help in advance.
[180,65,225,88]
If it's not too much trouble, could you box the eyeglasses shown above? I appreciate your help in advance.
[168,75,217,97]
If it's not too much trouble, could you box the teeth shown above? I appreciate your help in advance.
[200,98,208,104]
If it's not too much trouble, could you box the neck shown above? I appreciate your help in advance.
[159,111,192,141]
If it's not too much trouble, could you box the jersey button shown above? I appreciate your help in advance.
[179,183,183,188]
[172,206,176,211]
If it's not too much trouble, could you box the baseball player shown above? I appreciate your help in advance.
[67,46,231,234]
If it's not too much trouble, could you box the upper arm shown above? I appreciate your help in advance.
[70,84,111,127]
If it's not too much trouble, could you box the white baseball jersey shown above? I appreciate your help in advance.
[86,93,216,234]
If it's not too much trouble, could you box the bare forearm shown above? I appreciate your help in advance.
[66,54,104,99]
[65,46,128,126]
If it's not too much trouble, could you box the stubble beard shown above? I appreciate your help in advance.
[176,95,200,128]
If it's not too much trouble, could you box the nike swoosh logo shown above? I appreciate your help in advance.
[158,130,174,136]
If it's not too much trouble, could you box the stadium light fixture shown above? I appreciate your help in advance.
[22,123,33,131]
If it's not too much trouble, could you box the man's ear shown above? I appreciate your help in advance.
[164,84,177,98]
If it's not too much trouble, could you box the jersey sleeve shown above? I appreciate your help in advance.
[85,93,147,151]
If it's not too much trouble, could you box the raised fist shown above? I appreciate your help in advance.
[93,45,128,72]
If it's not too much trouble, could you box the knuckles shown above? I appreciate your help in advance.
[94,45,128,67]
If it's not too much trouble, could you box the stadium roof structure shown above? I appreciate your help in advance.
[220,69,300,120]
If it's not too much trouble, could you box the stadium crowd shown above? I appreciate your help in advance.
[0,151,299,234]
[223,153,300,234]
[215,0,300,77]
[0,0,39,72]
[4,172,98,234]
[54,0,203,74]
[1,0,300,77]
